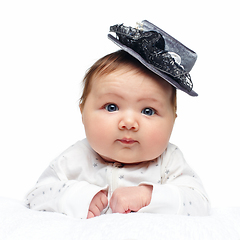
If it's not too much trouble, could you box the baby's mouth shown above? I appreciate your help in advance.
[117,138,138,145]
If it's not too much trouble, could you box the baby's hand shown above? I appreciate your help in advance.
[109,185,153,214]
[87,190,108,219]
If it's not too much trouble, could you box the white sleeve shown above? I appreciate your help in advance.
[25,142,107,219]
[139,145,210,216]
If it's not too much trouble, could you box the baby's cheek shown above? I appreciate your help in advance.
[86,128,112,156]
[144,129,169,157]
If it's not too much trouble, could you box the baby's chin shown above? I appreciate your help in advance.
[98,153,158,165]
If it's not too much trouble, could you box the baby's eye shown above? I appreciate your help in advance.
[141,107,156,116]
[105,103,119,112]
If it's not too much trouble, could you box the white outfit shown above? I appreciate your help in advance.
[26,139,210,219]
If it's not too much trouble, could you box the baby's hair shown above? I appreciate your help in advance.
[79,50,177,114]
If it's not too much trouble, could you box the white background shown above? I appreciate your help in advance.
[0,0,239,208]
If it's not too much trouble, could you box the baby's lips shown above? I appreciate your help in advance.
[118,138,138,144]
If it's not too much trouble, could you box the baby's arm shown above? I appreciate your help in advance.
[26,166,107,219]
[138,146,210,216]
[25,141,108,219]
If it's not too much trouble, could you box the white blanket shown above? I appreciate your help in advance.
[0,196,239,240]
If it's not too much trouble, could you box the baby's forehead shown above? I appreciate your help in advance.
[97,62,143,77]
[94,64,172,92]
[92,67,173,101]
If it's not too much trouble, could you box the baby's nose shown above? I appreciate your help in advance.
[118,113,139,131]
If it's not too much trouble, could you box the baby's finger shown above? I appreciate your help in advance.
[88,203,102,218]
[87,210,95,219]
[99,191,108,209]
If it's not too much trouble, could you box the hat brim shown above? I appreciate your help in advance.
[108,34,198,97]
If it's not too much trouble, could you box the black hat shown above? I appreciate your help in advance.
[108,20,198,96]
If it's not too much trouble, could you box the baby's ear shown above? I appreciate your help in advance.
[79,104,84,123]
[79,103,83,114]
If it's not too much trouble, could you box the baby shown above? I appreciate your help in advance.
[26,21,210,219]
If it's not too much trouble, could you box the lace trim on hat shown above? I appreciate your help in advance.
[110,24,193,92]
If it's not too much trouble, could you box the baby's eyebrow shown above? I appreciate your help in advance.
[137,97,166,109]
[97,92,165,106]
[98,92,124,100]
[137,97,160,103]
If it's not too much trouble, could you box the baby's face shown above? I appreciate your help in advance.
[81,66,176,164]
